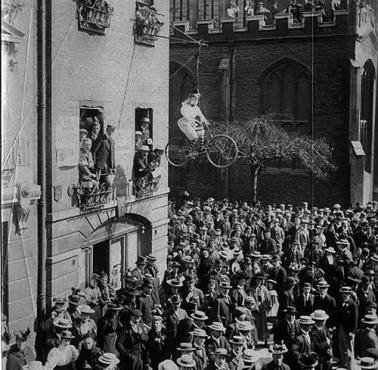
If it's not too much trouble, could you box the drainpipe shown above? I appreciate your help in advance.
[228,41,235,123]
[36,0,47,326]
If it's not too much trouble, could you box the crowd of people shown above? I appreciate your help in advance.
[3,194,378,370]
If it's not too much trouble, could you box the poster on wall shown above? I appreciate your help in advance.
[110,239,122,290]
[56,116,79,167]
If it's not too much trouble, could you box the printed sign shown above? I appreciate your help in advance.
[56,116,79,167]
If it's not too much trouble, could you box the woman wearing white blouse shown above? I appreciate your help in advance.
[45,331,78,370]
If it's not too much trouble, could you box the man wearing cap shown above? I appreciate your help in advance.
[133,144,152,181]
[354,314,378,358]
[204,348,229,370]
[137,278,155,327]
[92,124,116,176]
[131,257,147,287]
[313,279,336,328]
[273,307,301,355]
[216,280,233,327]
[335,286,358,367]
[289,316,315,370]
[262,344,290,370]
[146,315,168,369]
[228,336,245,370]
[205,322,231,361]
[191,328,208,370]
[269,254,287,296]
[310,310,332,370]
[181,275,204,311]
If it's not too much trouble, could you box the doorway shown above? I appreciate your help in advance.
[92,240,110,276]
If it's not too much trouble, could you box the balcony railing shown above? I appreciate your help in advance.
[133,175,161,198]
[76,0,114,35]
[134,1,164,46]
[74,179,115,211]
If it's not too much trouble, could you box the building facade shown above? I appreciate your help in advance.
[1,0,169,336]
[169,0,378,206]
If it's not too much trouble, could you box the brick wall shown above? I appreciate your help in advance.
[170,29,357,206]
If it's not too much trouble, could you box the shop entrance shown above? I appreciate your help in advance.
[92,240,110,276]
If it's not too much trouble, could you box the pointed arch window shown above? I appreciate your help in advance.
[261,58,312,172]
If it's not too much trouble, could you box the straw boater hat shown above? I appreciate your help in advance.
[59,330,75,340]
[361,314,378,325]
[53,318,72,329]
[77,304,95,315]
[213,348,229,357]
[298,316,315,325]
[167,279,183,288]
[98,353,120,366]
[107,303,123,311]
[356,358,378,369]
[177,343,195,352]
[190,310,208,321]
[311,310,329,321]
[208,322,226,332]
[230,335,245,345]
[236,321,254,331]
[242,349,259,364]
[177,354,196,368]
[190,328,207,338]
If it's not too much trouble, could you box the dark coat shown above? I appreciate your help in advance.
[273,319,301,347]
[337,299,358,333]
[92,133,115,171]
[76,346,102,370]
[269,266,288,295]
[354,328,378,358]
[295,294,314,316]
[205,336,231,357]
[137,293,154,327]
[215,295,233,327]
[313,294,337,327]
[311,326,331,363]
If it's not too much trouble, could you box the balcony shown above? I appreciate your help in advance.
[73,179,115,212]
[133,175,162,198]
[134,1,164,46]
[76,0,114,35]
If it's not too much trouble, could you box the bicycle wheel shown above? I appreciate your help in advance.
[165,137,190,167]
[206,134,238,168]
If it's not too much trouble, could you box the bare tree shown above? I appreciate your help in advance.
[214,115,336,203]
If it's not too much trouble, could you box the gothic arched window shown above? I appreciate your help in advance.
[261,58,312,171]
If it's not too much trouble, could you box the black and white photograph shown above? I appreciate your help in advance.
[1,0,378,369]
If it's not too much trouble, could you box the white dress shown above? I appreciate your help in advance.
[45,345,78,370]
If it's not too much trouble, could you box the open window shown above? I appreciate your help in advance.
[135,107,153,150]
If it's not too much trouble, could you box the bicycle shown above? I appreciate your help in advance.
[165,120,239,168]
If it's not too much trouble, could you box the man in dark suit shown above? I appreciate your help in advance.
[133,145,151,180]
[296,282,314,316]
[313,279,337,328]
[116,309,148,370]
[215,281,233,327]
[354,314,378,358]
[289,316,315,370]
[335,286,358,368]
[273,306,301,365]
[262,343,290,370]
[92,124,116,175]
[137,279,154,327]
[269,254,287,295]
[278,277,297,317]
[310,310,332,370]
[205,322,231,361]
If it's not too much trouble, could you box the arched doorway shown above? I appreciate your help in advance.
[80,214,152,290]
[168,61,195,195]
